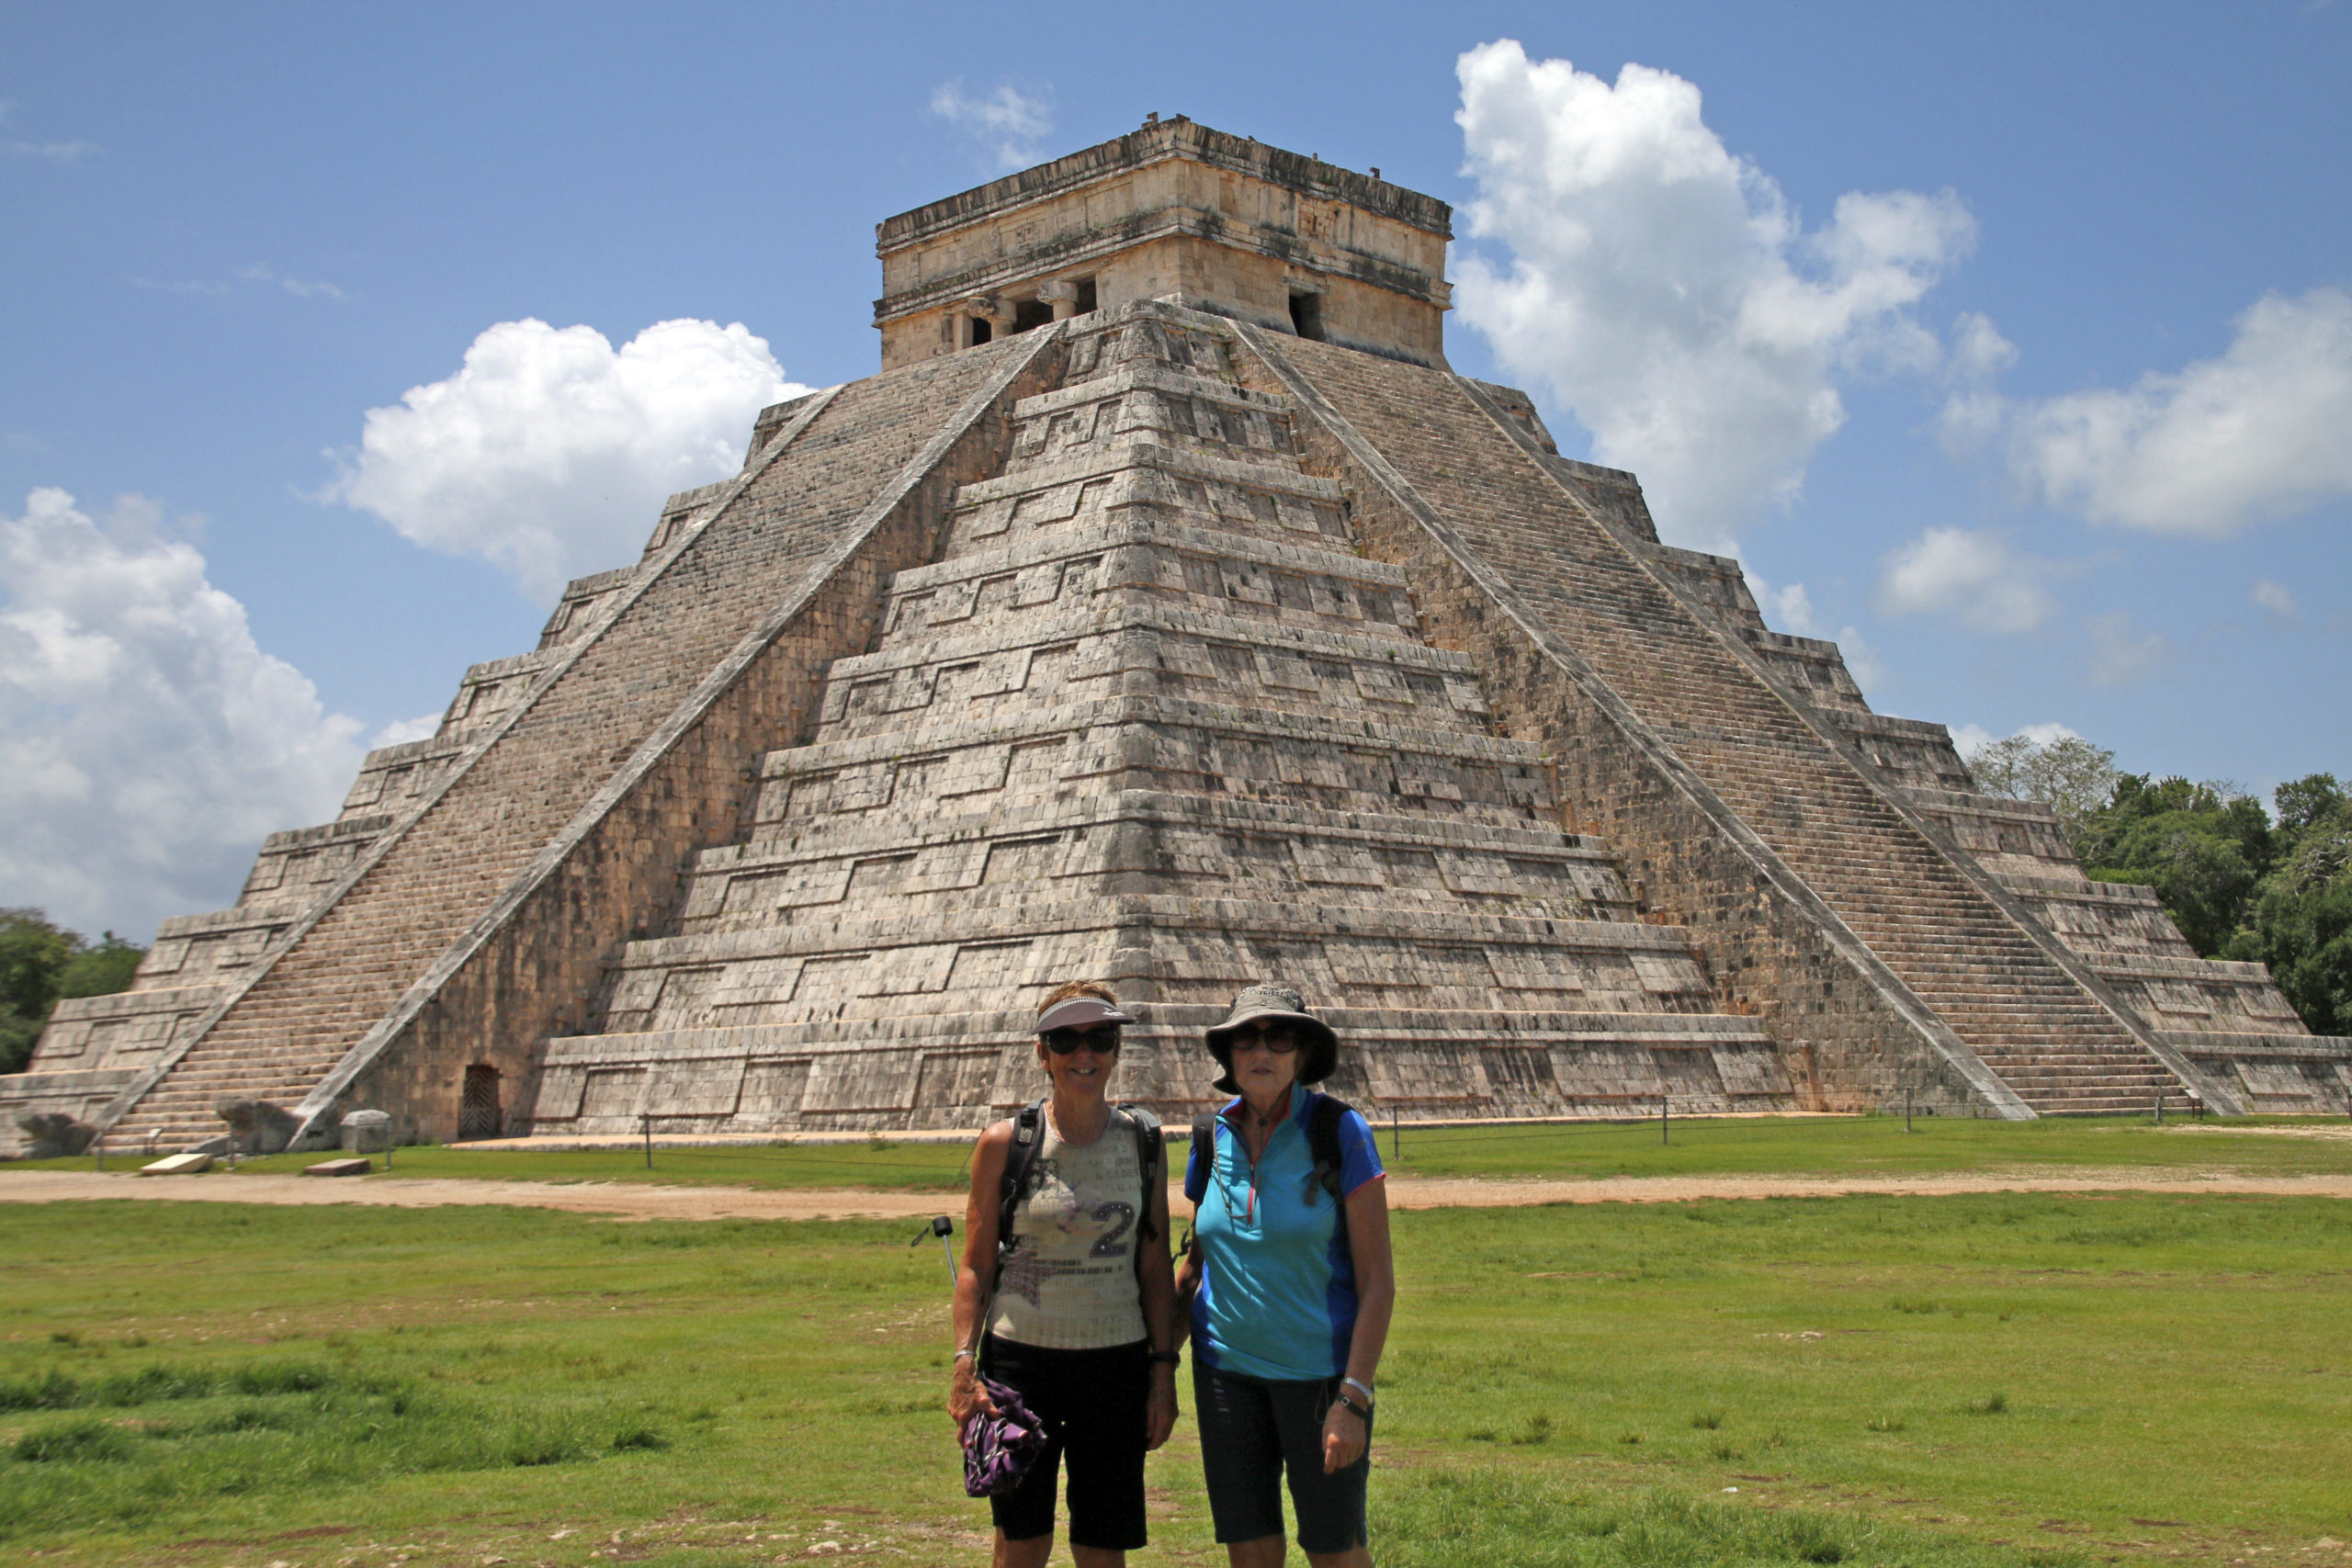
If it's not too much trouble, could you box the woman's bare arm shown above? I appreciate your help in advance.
[1138,1132,1181,1450]
[948,1122,1012,1426]
[1323,1178,1394,1472]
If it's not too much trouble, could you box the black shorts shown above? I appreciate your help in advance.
[978,1336,1149,1550]
[1193,1361,1371,1553]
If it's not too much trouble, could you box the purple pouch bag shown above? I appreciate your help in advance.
[962,1376,1048,1498]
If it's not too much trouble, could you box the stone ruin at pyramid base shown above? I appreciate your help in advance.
[9,118,2348,1157]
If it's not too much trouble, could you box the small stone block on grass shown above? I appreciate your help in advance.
[304,1157,372,1178]
[138,1152,213,1176]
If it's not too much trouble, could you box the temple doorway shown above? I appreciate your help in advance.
[458,1064,503,1140]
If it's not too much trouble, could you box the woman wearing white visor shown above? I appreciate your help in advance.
[949,982,1182,1567]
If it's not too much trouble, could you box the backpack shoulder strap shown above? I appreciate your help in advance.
[996,1098,1047,1256]
[1306,1092,1352,1202]
[1120,1105,1163,1246]
[1185,1114,1216,1205]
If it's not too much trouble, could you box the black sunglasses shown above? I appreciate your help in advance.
[1042,1026,1122,1055]
[1227,1021,1299,1054]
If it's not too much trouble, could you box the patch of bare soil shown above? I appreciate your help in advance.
[3,1168,2349,1220]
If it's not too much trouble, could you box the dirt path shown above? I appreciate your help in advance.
[4,1168,2349,1221]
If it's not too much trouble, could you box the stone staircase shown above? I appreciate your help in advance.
[525,305,1785,1135]
[1263,329,2201,1116]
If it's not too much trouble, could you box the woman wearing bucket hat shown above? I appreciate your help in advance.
[949,981,1182,1568]
[1176,983,1395,1568]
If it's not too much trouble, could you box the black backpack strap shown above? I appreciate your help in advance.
[1305,1092,1352,1205]
[1121,1105,1163,1247]
[996,1098,1047,1263]
[1185,1115,1217,1201]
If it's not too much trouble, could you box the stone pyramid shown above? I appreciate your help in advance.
[9,117,2346,1155]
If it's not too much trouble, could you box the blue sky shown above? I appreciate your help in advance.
[4,1,2347,939]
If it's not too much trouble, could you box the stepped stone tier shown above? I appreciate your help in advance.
[9,118,2349,1155]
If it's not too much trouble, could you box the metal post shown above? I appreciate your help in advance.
[2154,1094,2164,1126]
[1391,1107,1399,1161]
[1661,1096,1669,1145]
[1905,1089,1914,1134]
[642,1111,653,1170]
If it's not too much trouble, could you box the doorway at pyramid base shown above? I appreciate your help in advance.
[522,898,1794,1135]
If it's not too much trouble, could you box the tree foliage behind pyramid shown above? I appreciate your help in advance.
[7,118,2346,1155]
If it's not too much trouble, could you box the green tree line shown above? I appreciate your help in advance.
[1970,736,2351,1036]
[0,910,146,1075]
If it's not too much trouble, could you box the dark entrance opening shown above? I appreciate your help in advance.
[458,1065,502,1141]
[1075,277,1098,314]
[1013,299,1055,333]
[1288,291,1327,342]
[969,316,993,345]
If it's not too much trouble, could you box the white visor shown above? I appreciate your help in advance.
[1036,998,1135,1032]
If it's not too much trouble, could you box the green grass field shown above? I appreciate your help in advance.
[4,1167,2348,1566]
[17,1110,2349,1191]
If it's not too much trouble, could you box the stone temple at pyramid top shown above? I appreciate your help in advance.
[6,119,2347,1157]
[875,115,1453,370]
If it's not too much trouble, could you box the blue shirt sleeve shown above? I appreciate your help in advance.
[1337,1107,1384,1196]
[1184,1130,1211,1204]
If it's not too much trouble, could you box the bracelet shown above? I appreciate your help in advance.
[1334,1389,1372,1421]
[953,1349,977,1363]
[1148,1350,1182,1366]
[1342,1376,1374,1404]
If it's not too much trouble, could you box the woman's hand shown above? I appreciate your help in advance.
[1144,1364,1179,1451]
[949,1358,995,1429]
[1322,1396,1367,1472]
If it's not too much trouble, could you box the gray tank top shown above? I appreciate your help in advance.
[988,1108,1148,1349]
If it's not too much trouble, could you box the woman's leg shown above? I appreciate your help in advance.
[1227,1529,1372,1565]
[1196,1364,1290,1565]
[1270,1380,1372,1568]
[992,1530,1053,1568]
[1301,1546,1371,1568]
[982,1339,1067,1564]
[1059,1343,1150,1562]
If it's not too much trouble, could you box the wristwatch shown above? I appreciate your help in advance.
[1148,1349,1182,1366]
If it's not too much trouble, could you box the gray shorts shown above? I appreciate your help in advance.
[1193,1362,1370,1553]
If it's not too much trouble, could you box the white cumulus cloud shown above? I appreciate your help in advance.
[329,319,805,603]
[2001,287,2352,535]
[0,489,365,941]
[929,81,1053,171]
[1452,39,1975,551]
[1874,525,2066,634]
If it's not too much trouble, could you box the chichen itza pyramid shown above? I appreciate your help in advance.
[10,117,2349,1155]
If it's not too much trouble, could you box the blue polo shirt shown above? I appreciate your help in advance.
[1184,1085,1385,1382]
